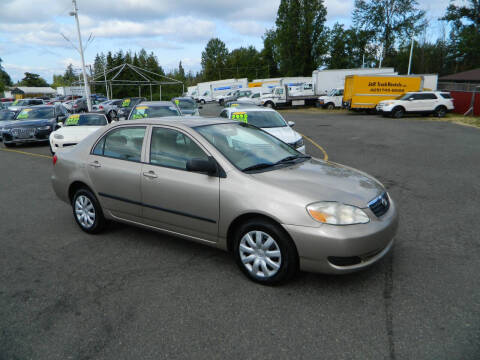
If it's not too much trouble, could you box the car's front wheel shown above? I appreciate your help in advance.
[392,106,405,118]
[72,188,105,234]
[233,218,298,285]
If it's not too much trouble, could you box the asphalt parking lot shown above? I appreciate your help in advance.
[1,104,479,359]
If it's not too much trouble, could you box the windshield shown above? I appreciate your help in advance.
[0,111,16,120]
[231,110,286,128]
[12,100,27,106]
[396,93,411,100]
[65,114,107,126]
[16,107,54,120]
[175,99,196,110]
[195,123,301,171]
[129,105,180,119]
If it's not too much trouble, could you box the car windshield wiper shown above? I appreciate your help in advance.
[275,155,311,164]
[242,162,276,172]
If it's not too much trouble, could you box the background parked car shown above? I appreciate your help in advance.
[0,109,19,121]
[92,99,122,120]
[49,113,109,154]
[70,98,89,113]
[220,106,305,153]
[172,97,201,116]
[117,97,146,119]
[127,101,181,120]
[8,98,44,111]
[2,105,68,147]
[376,91,454,118]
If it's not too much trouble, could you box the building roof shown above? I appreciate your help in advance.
[439,68,480,82]
[11,87,56,95]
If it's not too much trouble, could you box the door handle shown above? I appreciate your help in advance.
[143,171,157,179]
[89,161,101,168]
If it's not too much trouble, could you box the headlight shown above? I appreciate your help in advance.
[54,134,64,139]
[293,138,304,149]
[37,126,51,130]
[307,202,370,225]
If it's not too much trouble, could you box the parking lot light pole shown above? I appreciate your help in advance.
[408,34,415,75]
[70,0,92,112]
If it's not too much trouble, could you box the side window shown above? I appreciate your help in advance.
[94,127,146,162]
[423,93,437,100]
[220,110,228,118]
[440,93,452,99]
[150,127,209,171]
[252,93,260,98]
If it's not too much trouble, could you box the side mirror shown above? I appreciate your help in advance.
[186,157,217,176]
[408,98,414,101]
[288,121,295,127]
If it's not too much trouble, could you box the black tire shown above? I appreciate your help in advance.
[72,188,106,234]
[434,106,447,118]
[326,103,335,110]
[3,142,15,148]
[219,99,224,106]
[200,99,206,105]
[108,110,117,121]
[392,106,405,119]
[265,102,274,109]
[233,218,298,285]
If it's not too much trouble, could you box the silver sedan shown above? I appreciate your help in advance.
[51,118,398,285]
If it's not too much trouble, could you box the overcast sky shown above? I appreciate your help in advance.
[0,0,453,83]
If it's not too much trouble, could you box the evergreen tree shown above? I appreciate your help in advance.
[19,72,49,87]
[201,38,229,80]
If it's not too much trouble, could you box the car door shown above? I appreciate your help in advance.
[405,93,422,111]
[141,126,220,243]
[87,126,147,220]
[420,93,438,111]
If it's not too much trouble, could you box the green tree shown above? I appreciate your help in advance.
[0,57,13,94]
[201,38,229,81]
[275,0,327,76]
[353,0,426,66]
[19,72,49,87]
[260,29,280,78]
[63,64,77,85]
[441,0,480,72]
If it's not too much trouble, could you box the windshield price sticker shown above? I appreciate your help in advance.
[66,114,80,125]
[122,99,131,107]
[132,107,148,119]
[232,112,248,123]
[174,99,180,105]
[17,108,32,119]
[12,100,19,105]
[231,103,239,107]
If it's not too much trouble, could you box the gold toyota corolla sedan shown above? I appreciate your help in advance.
[52,117,398,285]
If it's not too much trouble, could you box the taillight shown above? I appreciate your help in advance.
[99,105,103,109]
[53,154,57,165]
[73,104,78,108]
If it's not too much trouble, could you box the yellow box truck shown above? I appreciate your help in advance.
[343,75,424,111]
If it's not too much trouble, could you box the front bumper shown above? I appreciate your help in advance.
[283,198,399,274]
[2,129,52,144]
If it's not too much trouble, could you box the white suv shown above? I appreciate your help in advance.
[376,92,454,118]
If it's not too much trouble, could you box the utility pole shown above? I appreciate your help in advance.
[407,34,415,75]
[103,65,109,100]
[70,0,92,111]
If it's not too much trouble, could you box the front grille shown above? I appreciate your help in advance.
[368,192,390,217]
[11,128,36,139]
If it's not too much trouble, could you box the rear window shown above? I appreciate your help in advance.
[440,93,452,99]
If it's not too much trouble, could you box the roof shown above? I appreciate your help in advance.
[138,101,175,106]
[11,87,56,94]
[121,116,233,128]
[439,68,480,82]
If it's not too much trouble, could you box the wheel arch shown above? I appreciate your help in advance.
[226,212,299,257]
[68,181,95,204]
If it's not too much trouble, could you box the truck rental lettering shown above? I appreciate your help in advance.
[367,81,407,93]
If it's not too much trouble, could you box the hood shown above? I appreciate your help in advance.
[262,126,301,144]
[53,126,103,141]
[3,118,54,128]
[251,158,384,208]
[180,109,196,115]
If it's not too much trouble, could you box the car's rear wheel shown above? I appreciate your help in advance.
[72,188,105,234]
[392,107,405,118]
[233,218,298,285]
[265,102,274,108]
[434,106,447,118]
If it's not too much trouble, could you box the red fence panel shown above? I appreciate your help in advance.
[450,91,480,116]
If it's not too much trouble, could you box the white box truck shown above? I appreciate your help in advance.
[192,78,248,104]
